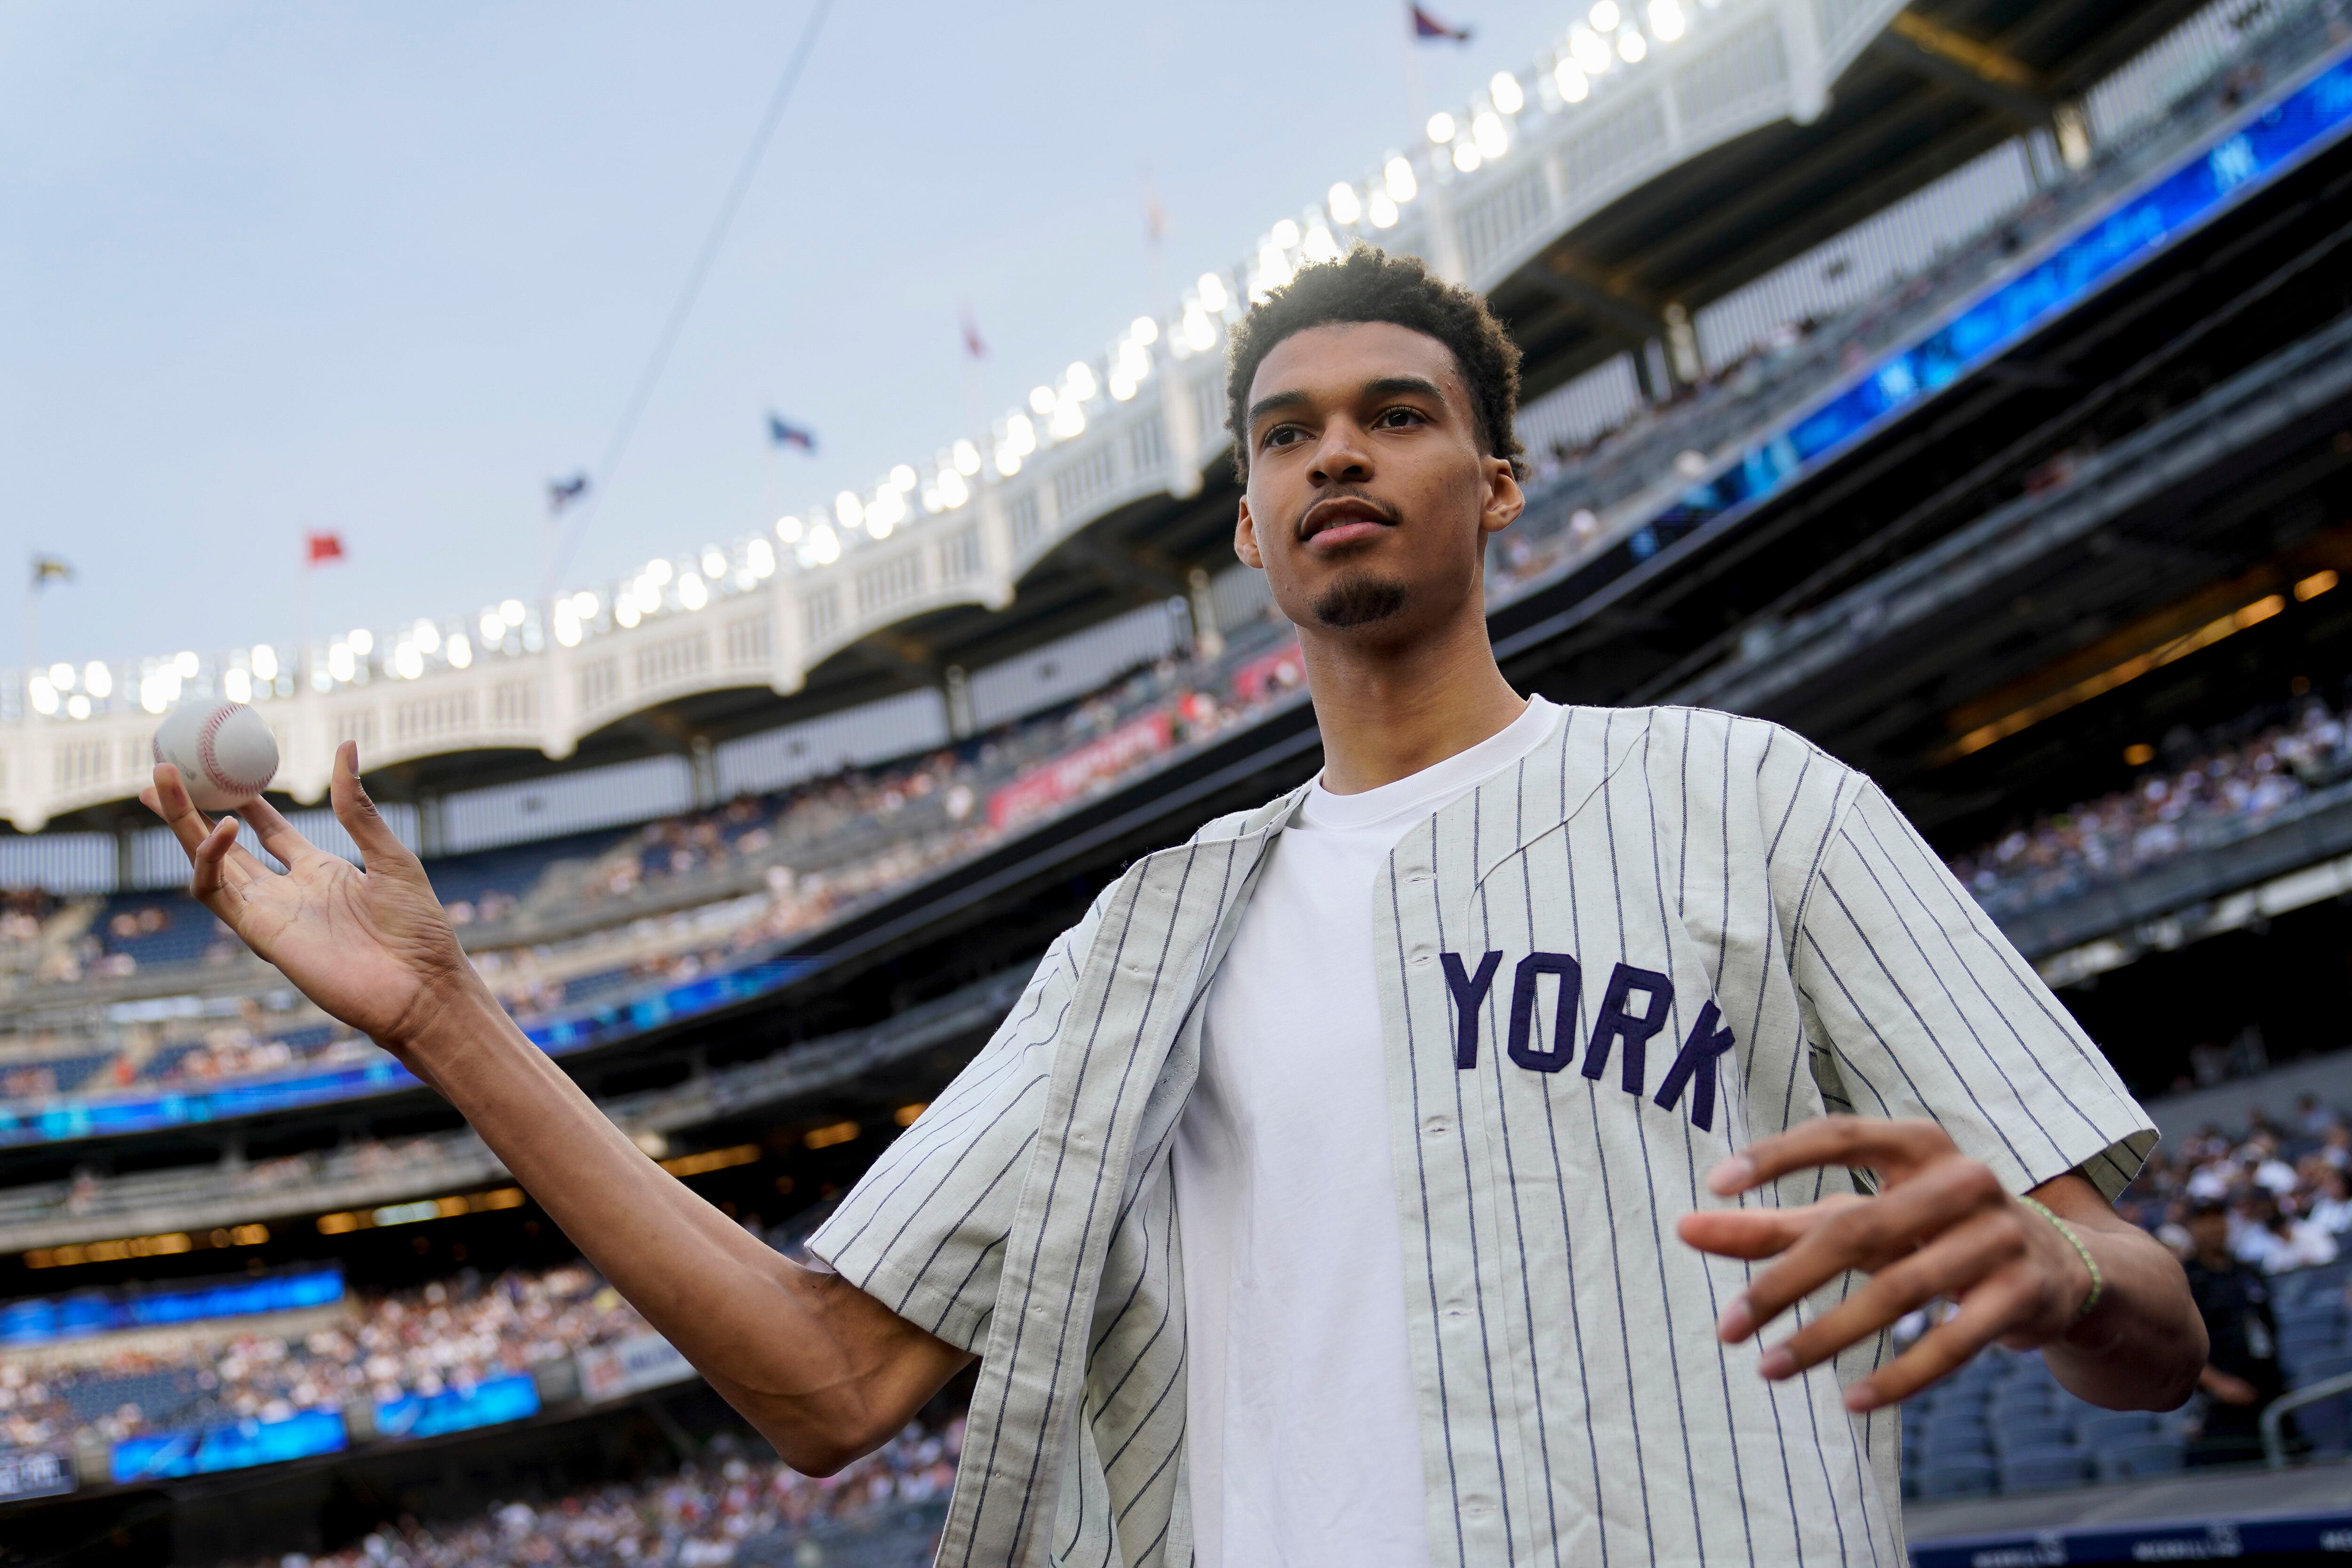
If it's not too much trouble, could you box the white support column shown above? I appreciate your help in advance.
[286,682,333,804]
[1778,0,1829,125]
[977,489,1016,611]
[541,631,577,761]
[769,571,807,696]
[1161,364,1203,500]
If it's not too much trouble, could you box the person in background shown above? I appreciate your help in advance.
[2309,1166,2352,1242]
[2183,1198,2288,1466]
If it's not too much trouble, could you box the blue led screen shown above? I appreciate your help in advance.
[111,1408,347,1482]
[0,1266,343,1347]
[374,1373,541,1440]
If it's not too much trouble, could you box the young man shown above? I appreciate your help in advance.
[148,249,2203,1567]
[2180,1199,2285,1465]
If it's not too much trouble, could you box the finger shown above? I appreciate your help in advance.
[1724,1160,2004,1340]
[239,792,320,869]
[1842,1275,2035,1411]
[328,742,421,876]
[1677,1194,1866,1262]
[1708,1115,1954,1197]
[147,765,216,856]
[1752,1210,2020,1381]
[190,814,241,903]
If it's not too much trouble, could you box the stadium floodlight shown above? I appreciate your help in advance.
[245,647,273,684]
[1066,362,1098,400]
[412,620,440,655]
[1589,0,1621,28]
[1618,27,1648,61]
[571,590,599,619]
[1182,302,1218,350]
[644,558,674,587]
[1270,218,1301,250]
[1029,386,1056,415]
[615,599,642,629]
[1131,314,1160,345]
[448,633,473,669]
[1303,223,1341,263]
[1491,72,1525,114]
[834,492,864,530]
[804,523,841,565]
[1472,112,1508,158]
[677,573,709,611]
[701,547,728,577]
[223,668,251,702]
[1426,112,1456,144]
[479,610,505,644]
[1197,272,1231,312]
[397,641,429,675]
[952,438,982,476]
[1648,0,1685,41]
[747,538,776,578]
[174,649,201,677]
[328,643,356,682]
[890,463,917,490]
[47,662,72,691]
[499,598,527,626]
[1453,141,1482,173]
[1570,26,1612,73]
[995,446,1021,477]
[27,676,56,716]
[1367,189,1400,228]
[1049,397,1086,441]
[1256,242,1294,294]
[1005,413,1038,457]
[1555,60,1590,101]
[937,469,970,508]
[1327,183,1362,225]
[776,514,804,542]
[1383,157,1417,202]
[66,693,90,719]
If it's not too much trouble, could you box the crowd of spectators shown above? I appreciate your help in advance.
[2120,1090,2352,1275]
[253,1422,959,1568]
[1950,689,2352,919]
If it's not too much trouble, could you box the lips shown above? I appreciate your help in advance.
[1299,496,1396,544]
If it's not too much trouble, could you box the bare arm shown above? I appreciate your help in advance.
[1678,1116,2206,1413]
[145,746,969,1474]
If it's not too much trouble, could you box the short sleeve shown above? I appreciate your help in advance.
[1790,778,2156,1202]
[805,897,1102,1351]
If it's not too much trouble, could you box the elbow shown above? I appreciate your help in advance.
[764,1401,904,1479]
[777,1436,861,1480]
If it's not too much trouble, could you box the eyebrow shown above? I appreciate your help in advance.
[1245,374,1450,434]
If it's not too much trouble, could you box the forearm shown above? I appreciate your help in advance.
[395,987,966,1469]
[2032,1175,2207,1411]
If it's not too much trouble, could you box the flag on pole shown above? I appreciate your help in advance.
[547,474,591,514]
[960,302,987,361]
[1411,4,1473,41]
[765,414,818,453]
[29,556,73,589]
[304,532,345,566]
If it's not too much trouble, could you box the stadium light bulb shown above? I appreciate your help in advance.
[413,620,441,655]
[1491,72,1526,113]
[1367,189,1400,228]
[1302,223,1341,263]
[938,469,970,508]
[1648,0,1686,41]
[448,633,472,669]
[86,660,116,697]
[994,447,1021,477]
[1049,397,1086,441]
[952,439,982,476]
[175,649,201,677]
[1183,303,1218,350]
[646,559,675,587]
[677,573,708,611]
[570,590,598,619]
[328,643,356,682]
[698,549,723,578]
[1197,272,1230,312]
[222,668,250,702]
[27,676,56,716]
[1383,157,1417,202]
[1589,0,1621,28]
[616,598,642,628]
[1029,386,1056,415]
[245,647,273,684]
[1108,374,1136,402]
[499,598,526,626]
[342,632,371,660]
[1270,218,1301,250]
[747,538,775,578]
[834,491,864,529]
[1453,141,1482,173]
[1005,414,1037,457]
[1555,60,1590,101]
[776,514,804,542]
[1066,362,1099,400]
[1131,314,1159,345]
[66,692,90,719]
[1327,183,1362,225]
[47,662,72,691]
[479,611,505,644]
[882,464,910,491]
[1426,111,1456,144]
[921,486,943,512]
[1618,27,1648,61]
[397,642,428,675]
[1257,243,1294,292]
[1570,26,1612,73]
[806,523,841,565]
[1472,112,1508,158]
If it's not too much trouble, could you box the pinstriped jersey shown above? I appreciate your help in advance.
[810,704,2156,1568]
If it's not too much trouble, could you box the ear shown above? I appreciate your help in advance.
[1479,457,1526,538]
[1234,497,1265,570]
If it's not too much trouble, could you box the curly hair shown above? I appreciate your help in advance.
[1224,246,1525,482]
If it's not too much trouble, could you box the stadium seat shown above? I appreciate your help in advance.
[2074,1410,2157,1449]
[2096,1437,2185,1480]
[1993,1416,2075,1454]
[1997,1446,2091,1493]
[1915,1456,1999,1501]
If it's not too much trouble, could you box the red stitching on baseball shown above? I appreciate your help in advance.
[196,704,271,796]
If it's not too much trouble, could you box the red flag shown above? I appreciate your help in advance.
[305,531,345,566]
[1410,4,1472,41]
[960,302,987,360]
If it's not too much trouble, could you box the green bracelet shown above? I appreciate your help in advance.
[2019,1195,2103,1321]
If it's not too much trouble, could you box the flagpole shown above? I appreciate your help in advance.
[1400,9,1467,282]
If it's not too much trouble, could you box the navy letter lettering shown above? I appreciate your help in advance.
[1440,950,1503,1069]
[1506,952,1581,1073]
[1653,999,1738,1132]
[1582,964,1674,1096]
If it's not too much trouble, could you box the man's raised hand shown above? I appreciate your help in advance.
[141,740,477,1051]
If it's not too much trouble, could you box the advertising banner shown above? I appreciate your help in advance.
[577,1331,697,1402]
[987,711,1174,830]
[111,1408,346,1482]
[0,1447,75,1503]
[373,1373,540,1441]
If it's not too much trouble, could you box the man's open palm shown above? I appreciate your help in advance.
[142,740,476,1050]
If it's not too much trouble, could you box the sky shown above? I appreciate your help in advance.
[0,1,1577,669]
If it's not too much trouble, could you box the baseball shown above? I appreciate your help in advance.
[152,700,280,812]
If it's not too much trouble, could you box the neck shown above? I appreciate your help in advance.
[1299,604,1526,794]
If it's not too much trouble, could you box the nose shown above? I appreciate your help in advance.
[1307,419,1373,486]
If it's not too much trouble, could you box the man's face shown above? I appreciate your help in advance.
[1233,321,1522,644]
[2187,1210,2229,1253]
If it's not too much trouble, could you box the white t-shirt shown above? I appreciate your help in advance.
[1173,696,1557,1568]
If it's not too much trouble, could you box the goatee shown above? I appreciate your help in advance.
[1311,574,1409,629]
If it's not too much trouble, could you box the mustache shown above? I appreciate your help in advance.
[1293,490,1402,537]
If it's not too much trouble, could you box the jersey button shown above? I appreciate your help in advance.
[1422,1117,1449,1138]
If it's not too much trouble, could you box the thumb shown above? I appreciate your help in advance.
[329,742,423,878]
